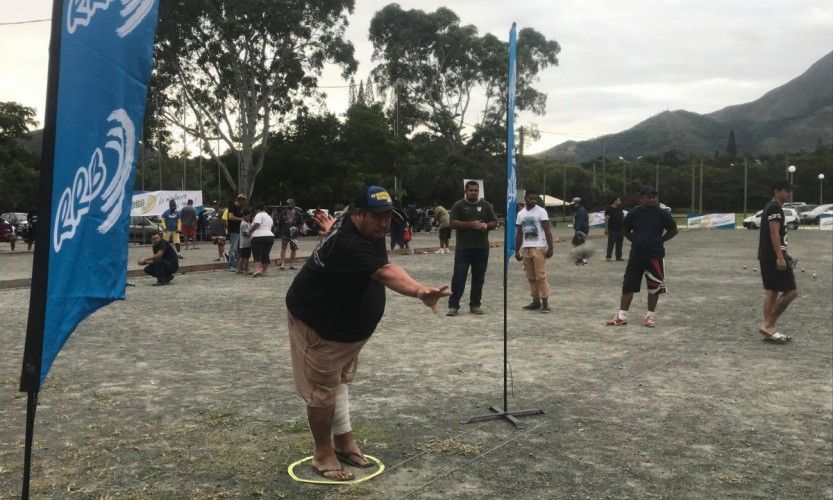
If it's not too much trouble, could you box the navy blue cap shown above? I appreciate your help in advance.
[771,178,795,191]
[355,185,393,213]
[640,185,658,196]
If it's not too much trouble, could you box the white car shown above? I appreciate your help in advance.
[743,208,800,230]
[798,203,833,225]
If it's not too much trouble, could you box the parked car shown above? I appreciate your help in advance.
[128,216,161,243]
[0,212,28,230]
[798,203,833,225]
[743,208,800,230]
[783,202,806,209]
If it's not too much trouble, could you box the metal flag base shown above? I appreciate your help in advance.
[464,405,544,428]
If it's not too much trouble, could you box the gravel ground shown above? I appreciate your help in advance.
[0,228,831,498]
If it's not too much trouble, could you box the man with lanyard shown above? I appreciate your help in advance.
[226,194,247,272]
[607,186,678,328]
[277,198,304,270]
[447,180,497,316]
[285,185,449,481]
[604,196,625,261]
[757,179,798,344]
[161,199,183,259]
[138,231,179,285]
[571,197,590,265]
[514,190,554,313]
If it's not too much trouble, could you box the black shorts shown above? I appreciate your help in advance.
[439,226,451,240]
[622,257,666,294]
[239,246,252,259]
[760,260,796,292]
[251,236,274,264]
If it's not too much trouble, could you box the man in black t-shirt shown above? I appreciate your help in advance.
[757,179,797,344]
[138,232,179,285]
[285,185,450,481]
[604,196,625,261]
[607,186,678,328]
[225,194,247,272]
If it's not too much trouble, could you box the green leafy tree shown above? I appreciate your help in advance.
[152,0,358,198]
[0,102,39,210]
[726,128,737,157]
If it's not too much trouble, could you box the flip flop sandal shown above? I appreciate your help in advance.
[310,464,354,481]
[760,330,792,344]
[336,451,374,468]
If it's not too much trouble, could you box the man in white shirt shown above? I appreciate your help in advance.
[514,190,554,313]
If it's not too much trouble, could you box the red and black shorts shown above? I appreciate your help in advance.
[622,257,666,294]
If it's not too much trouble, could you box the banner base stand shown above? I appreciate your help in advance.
[464,405,544,428]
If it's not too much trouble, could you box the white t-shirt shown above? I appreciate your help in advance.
[515,205,550,248]
[251,212,274,238]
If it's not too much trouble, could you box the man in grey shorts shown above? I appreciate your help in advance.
[285,185,449,481]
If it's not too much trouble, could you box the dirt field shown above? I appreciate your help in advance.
[0,229,831,498]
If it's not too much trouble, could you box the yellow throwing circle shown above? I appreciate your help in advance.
[287,454,385,485]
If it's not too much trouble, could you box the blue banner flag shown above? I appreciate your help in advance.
[504,23,518,269]
[22,0,159,389]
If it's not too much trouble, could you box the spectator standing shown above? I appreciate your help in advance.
[180,199,199,250]
[251,204,275,277]
[285,185,449,481]
[435,201,451,254]
[138,231,179,285]
[606,186,678,328]
[389,202,408,251]
[447,180,497,316]
[604,196,625,261]
[757,179,798,344]
[571,197,590,265]
[209,201,227,262]
[161,200,183,258]
[238,210,253,274]
[276,198,304,270]
[514,190,554,313]
[226,194,248,272]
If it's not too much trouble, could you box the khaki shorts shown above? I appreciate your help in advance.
[287,313,367,408]
[163,231,180,244]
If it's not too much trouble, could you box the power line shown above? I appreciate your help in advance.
[0,18,51,26]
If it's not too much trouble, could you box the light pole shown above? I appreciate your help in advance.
[788,165,796,202]
[618,155,641,195]
[819,174,825,204]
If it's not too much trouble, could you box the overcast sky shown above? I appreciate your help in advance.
[1,0,831,154]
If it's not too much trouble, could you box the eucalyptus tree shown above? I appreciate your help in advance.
[152,0,357,197]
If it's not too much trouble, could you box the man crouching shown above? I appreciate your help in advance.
[285,185,450,481]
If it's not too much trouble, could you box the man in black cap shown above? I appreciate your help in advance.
[607,186,677,328]
[285,185,450,481]
[757,179,798,343]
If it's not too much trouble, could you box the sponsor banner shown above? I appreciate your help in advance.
[819,214,833,231]
[131,190,203,216]
[687,213,736,229]
[503,23,518,267]
[590,211,606,228]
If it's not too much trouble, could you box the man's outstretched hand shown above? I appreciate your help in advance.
[417,285,451,313]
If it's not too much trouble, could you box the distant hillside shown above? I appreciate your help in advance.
[541,51,833,162]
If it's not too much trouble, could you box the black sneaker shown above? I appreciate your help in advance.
[446,308,459,317]
[539,303,551,313]
[523,301,541,310]
[469,306,484,315]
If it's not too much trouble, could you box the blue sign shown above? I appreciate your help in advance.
[39,0,159,385]
[504,24,518,269]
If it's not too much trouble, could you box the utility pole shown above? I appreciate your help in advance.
[699,159,704,213]
[602,138,607,193]
[140,131,145,192]
[690,158,695,213]
[743,157,748,218]
[562,163,567,206]
[181,93,187,190]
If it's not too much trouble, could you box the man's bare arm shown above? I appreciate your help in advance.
[371,264,450,313]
